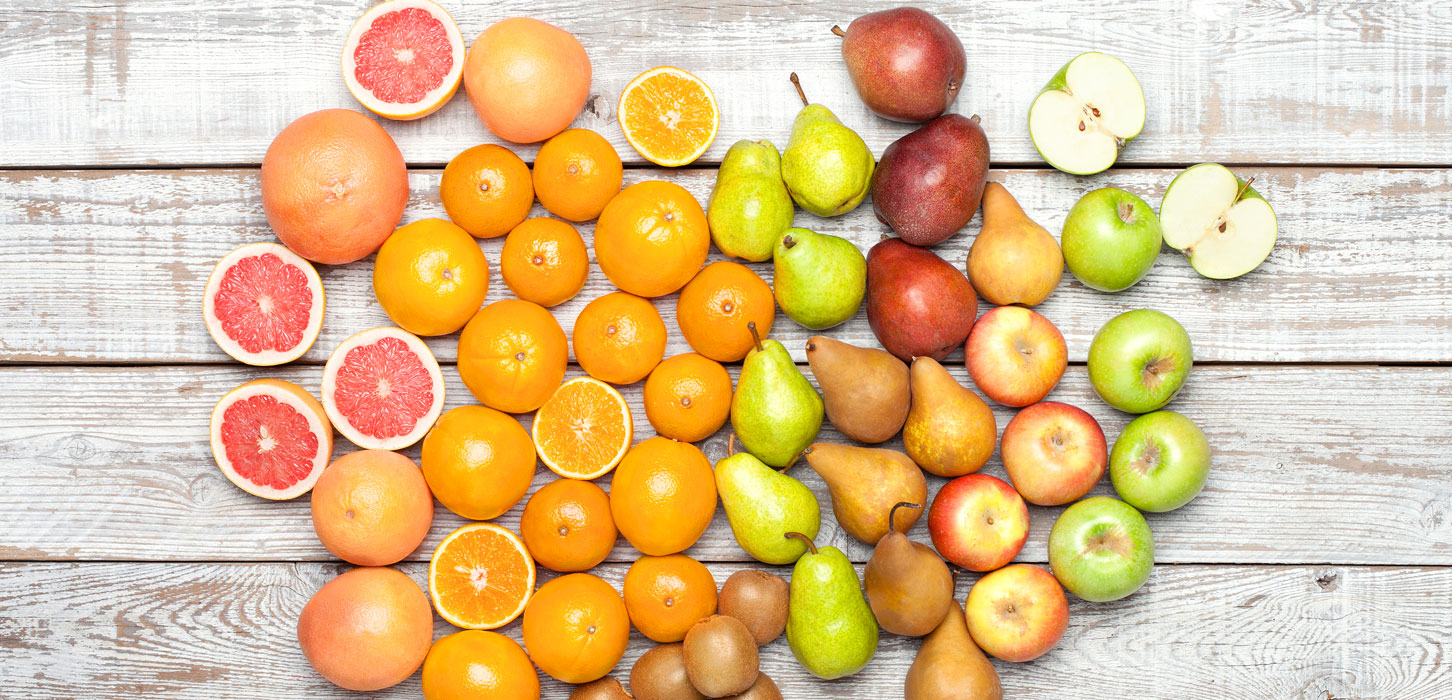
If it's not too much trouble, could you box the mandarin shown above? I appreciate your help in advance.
[573,292,667,385]
[676,261,775,362]
[500,217,589,307]
[310,450,433,566]
[623,554,719,643]
[643,353,732,443]
[522,573,630,684]
[421,630,540,700]
[594,181,709,298]
[373,218,490,336]
[458,299,568,413]
[609,437,717,556]
[520,478,617,572]
[533,129,623,222]
[441,144,534,239]
[421,405,536,520]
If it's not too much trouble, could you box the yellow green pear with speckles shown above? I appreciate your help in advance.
[781,73,875,217]
[785,532,878,679]
[729,322,823,468]
[708,140,795,262]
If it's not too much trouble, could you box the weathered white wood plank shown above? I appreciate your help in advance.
[3,167,1449,365]
[2,561,1448,699]
[2,364,1448,565]
[1,1,1450,167]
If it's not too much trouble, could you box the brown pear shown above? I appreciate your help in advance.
[966,182,1064,306]
[865,502,954,636]
[572,676,633,700]
[905,600,1002,700]
[806,335,910,444]
[803,442,927,544]
[903,357,996,477]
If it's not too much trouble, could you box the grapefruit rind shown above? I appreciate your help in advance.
[209,378,334,500]
[532,377,634,480]
[428,522,537,630]
[341,0,465,121]
[617,66,719,167]
[203,242,325,366]
[321,326,445,451]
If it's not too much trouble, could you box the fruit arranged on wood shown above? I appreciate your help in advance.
[780,73,874,217]
[805,335,909,444]
[865,238,977,361]
[730,323,824,468]
[631,644,705,700]
[209,378,332,500]
[571,677,632,700]
[784,533,878,679]
[297,566,433,692]
[1029,52,1145,175]
[261,108,408,265]
[715,437,821,565]
[905,600,1003,700]
[457,299,567,413]
[312,450,433,566]
[373,218,489,336]
[520,478,617,572]
[727,673,783,700]
[625,554,720,643]
[833,7,965,122]
[677,261,776,362]
[683,614,760,697]
[717,569,790,646]
[708,140,794,262]
[500,217,590,307]
[1061,187,1163,293]
[865,503,954,637]
[965,305,1068,407]
[320,326,444,450]
[643,353,733,443]
[534,128,624,222]
[904,357,996,477]
[203,242,325,366]
[1160,163,1278,279]
[773,228,867,330]
[595,181,710,297]
[965,564,1068,662]
[1048,496,1154,602]
[610,437,718,556]
[872,113,990,246]
[928,473,1029,572]
[441,144,534,239]
[421,629,540,700]
[967,182,1064,306]
[341,0,464,120]
[464,17,590,143]
[532,377,633,479]
[422,405,536,520]
[428,522,536,629]
[1110,410,1211,512]
[619,66,720,167]
[803,442,927,545]
[1001,401,1107,506]
[1087,308,1193,413]
[574,292,667,384]
[523,573,630,683]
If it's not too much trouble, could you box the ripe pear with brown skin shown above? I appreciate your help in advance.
[967,182,1064,306]
[866,238,978,362]
[872,114,990,247]
[905,600,1002,700]
[806,335,909,444]
[803,442,927,544]
[865,502,954,637]
[904,357,997,477]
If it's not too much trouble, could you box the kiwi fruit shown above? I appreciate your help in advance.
[682,614,760,697]
[631,644,705,700]
[571,676,633,700]
[718,569,789,646]
[723,672,782,700]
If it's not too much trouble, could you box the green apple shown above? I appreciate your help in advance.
[1028,52,1146,175]
[1061,187,1163,292]
[1047,496,1154,602]
[1110,410,1210,512]
[1160,163,1278,279]
[1088,309,1192,413]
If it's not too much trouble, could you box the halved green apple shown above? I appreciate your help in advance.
[1028,52,1146,175]
[1159,163,1277,279]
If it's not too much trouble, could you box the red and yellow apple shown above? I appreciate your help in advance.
[1001,401,1108,506]
[965,563,1069,662]
[965,306,1068,407]
[927,473,1029,572]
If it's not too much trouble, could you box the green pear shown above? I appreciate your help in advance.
[730,322,824,468]
[715,437,822,564]
[781,73,875,217]
[773,228,867,330]
[784,533,878,679]
[707,140,796,262]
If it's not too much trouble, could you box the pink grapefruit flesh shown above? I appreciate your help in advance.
[342,0,464,120]
[321,327,445,450]
[210,378,334,500]
[203,242,325,366]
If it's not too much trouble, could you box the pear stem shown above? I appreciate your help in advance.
[777,453,800,475]
[782,234,796,249]
[971,114,981,124]
[784,531,817,555]
[830,25,845,38]
[888,502,922,533]
[1234,175,1257,203]
[727,433,736,457]
[747,321,763,353]
[789,73,809,107]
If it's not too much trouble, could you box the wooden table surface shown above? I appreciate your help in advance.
[2,1,1450,698]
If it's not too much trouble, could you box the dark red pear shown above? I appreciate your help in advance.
[833,8,966,122]
[865,239,978,361]
[872,114,991,247]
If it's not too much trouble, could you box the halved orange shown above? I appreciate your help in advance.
[532,377,634,479]
[617,66,718,167]
[428,522,536,630]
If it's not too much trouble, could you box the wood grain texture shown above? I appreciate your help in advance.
[2,363,1448,565]
[2,561,1449,699]
[1,1,1450,167]
[3,167,1449,365]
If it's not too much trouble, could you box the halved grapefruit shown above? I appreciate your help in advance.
[342,0,465,121]
[321,326,445,450]
[210,378,334,500]
[203,242,325,366]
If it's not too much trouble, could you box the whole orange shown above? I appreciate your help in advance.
[643,353,732,443]
[519,478,617,572]
[533,129,623,222]
[297,566,433,692]
[594,181,709,298]
[458,299,568,413]
[464,18,590,144]
[311,450,434,566]
[522,573,629,684]
[421,630,540,700]
[421,405,536,520]
[373,218,490,336]
[500,218,589,307]
[573,292,666,385]
[623,554,719,643]
[609,437,717,556]
[676,261,776,362]
[441,144,534,239]
[261,108,408,265]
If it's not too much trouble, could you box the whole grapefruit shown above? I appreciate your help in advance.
[463,18,591,144]
[297,566,433,691]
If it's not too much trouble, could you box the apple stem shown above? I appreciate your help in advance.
[789,72,809,107]
[747,321,763,352]
[782,234,796,250]
[1234,175,1257,203]
[727,433,736,457]
[830,25,845,38]
[888,502,922,533]
[784,531,817,555]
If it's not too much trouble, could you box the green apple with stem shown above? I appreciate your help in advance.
[1088,309,1192,414]
[1110,410,1210,512]
[1048,496,1154,602]
[1160,163,1278,279]
[1061,187,1163,292]
[1028,52,1146,175]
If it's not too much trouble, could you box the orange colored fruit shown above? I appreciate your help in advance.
[676,261,776,362]
[522,573,629,684]
[618,67,719,167]
[520,478,617,572]
[463,18,590,144]
[643,353,732,443]
[609,437,717,556]
[311,450,434,566]
[422,630,540,700]
[594,181,709,298]
[532,377,633,479]
[261,108,408,265]
[341,0,465,121]
[429,522,536,630]
[623,554,719,643]
[573,292,667,384]
[297,566,433,692]
[533,129,623,222]
[441,144,534,239]
[373,218,490,336]
[421,405,536,520]
[458,299,568,413]
[500,217,589,307]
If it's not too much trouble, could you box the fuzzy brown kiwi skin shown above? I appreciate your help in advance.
[570,676,633,700]
[722,672,783,700]
[682,615,761,697]
[630,644,705,700]
[717,570,790,646]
